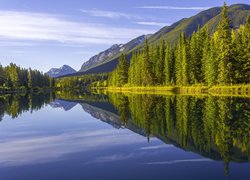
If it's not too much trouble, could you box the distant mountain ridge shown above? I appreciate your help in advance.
[46,65,76,78]
[80,44,123,72]
[79,34,149,72]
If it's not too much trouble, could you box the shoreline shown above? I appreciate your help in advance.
[92,84,250,97]
[0,87,55,95]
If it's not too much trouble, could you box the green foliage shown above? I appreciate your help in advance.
[202,27,217,86]
[0,63,53,93]
[164,43,174,85]
[56,73,107,90]
[189,27,206,83]
[155,41,165,84]
[142,39,155,86]
[217,3,234,84]
[108,53,129,87]
[232,16,250,83]
[117,54,129,86]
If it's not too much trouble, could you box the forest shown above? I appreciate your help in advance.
[55,73,108,90]
[108,4,250,87]
[0,63,54,93]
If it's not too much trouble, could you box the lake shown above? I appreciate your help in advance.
[0,92,249,180]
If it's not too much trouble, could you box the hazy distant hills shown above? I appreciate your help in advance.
[61,4,250,77]
[46,65,76,78]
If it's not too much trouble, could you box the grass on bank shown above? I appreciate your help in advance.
[92,84,250,97]
[0,86,55,94]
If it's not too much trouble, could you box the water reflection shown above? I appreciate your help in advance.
[0,91,249,177]
[0,93,55,119]
[56,91,250,175]
[112,94,249,160]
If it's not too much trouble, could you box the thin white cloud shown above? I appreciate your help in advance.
[80,9,137,19]
[0,11,152,46]
[0,41,40,47]
[136,21,170,27]
[137,6,211,10]
[139,144,173,150]
[85,154,136,164]
[0,129,145,167]
[6,50,28,55]
[145,158,212,165]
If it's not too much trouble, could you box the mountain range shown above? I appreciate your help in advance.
[49,4,250,78]
[46,65,76,78]
[79,34,150,73]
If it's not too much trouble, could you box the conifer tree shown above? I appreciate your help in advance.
[155,40,165,85]
[233,16,250,83]
[182,42,188,85]
[175,33,188,85]
[164,43,173,85]
[206,32,220,86]
[128,52,136,85]
[116,53,129,87]
[154,45,161,84]
[0,64,4,86]
[175,34,183,85]
[201,26,209,82]
[189,31,197,84]
[217,2,233,84]
[142,39,154,86]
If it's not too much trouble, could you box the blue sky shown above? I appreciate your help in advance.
[0,0,248,72]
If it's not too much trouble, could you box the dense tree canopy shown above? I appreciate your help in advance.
[56,73,108,90]
[0,63,54,92]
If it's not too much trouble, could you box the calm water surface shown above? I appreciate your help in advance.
[0,92,249,180]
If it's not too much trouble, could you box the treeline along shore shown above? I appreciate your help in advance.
[0,63,55,94]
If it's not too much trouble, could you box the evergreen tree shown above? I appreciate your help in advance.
[116,53,129,86]
[142,39,154,86]
[128,52,136,85]
[28,68,33,89]
[201,26,209,83]
[189,31,198,84]
[155,40,165,85]
[217,2,233,84]
[0,64,4,86]
[175,34,183,85]
[164,43,173,85]
[154,45,161,84]
[232,16,250,83]
[182,42,189,85]
[175,33,188,85]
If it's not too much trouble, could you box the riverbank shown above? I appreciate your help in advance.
[0,87,55,95]
[92,84,250,97]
